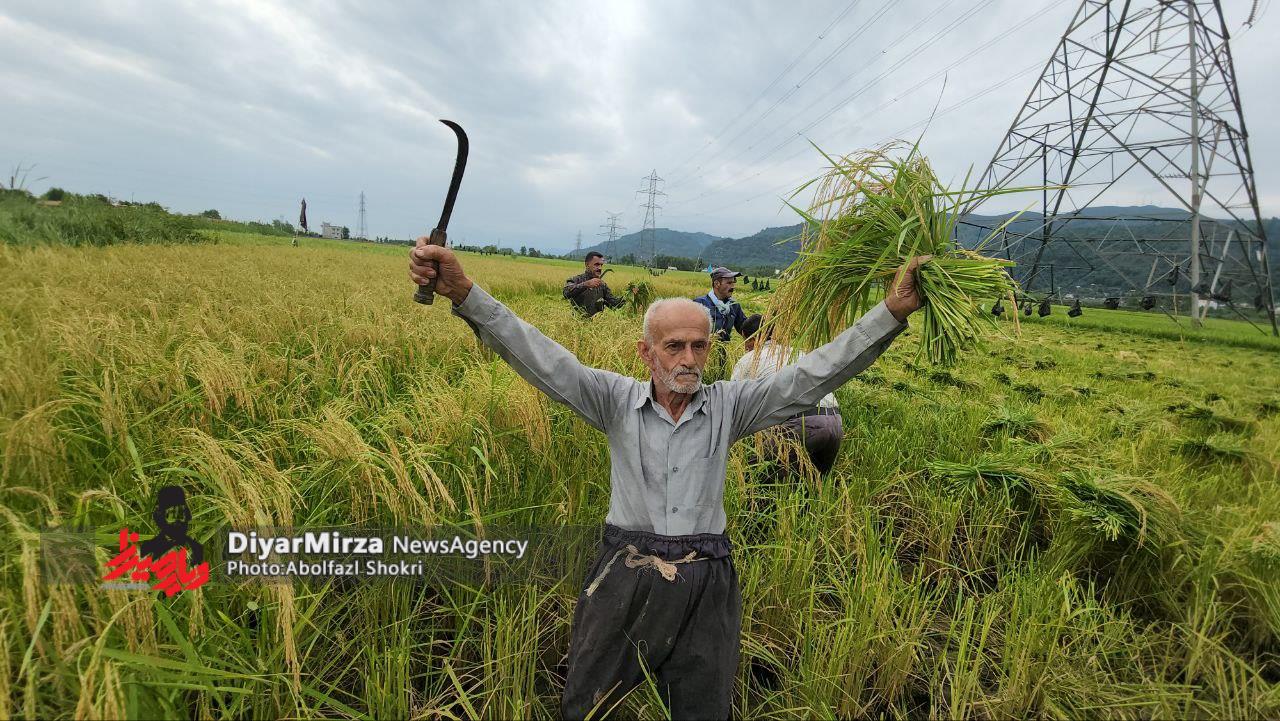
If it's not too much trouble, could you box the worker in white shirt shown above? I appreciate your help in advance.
[731,314,844,475]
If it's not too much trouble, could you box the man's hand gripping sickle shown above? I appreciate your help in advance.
[884,255,932,323]
[410,243,473,306]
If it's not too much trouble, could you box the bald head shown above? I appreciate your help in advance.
[638,299,713,394]
[642,298,713,343]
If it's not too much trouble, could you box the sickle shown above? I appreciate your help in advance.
[414,119,470,305]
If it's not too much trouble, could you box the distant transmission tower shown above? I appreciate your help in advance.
[357,191,367,240]
[574,230,582,255]
[969,0,1276,335]
[636,170,665,266]
[599,212,625,261]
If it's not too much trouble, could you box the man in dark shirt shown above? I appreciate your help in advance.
[563,251,625,317]
[692,267,748,342]
[693,266,749,380]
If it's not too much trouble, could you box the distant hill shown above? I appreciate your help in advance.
[577,228,725,261]
[703,225,803,269]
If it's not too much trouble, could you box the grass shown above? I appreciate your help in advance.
[0,191,206,247]
[1,230,1278,718]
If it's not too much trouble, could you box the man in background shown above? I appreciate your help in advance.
[693,266,748,381]
[731,314,844,476]
[693,267,748,342]
[563,251,625,317]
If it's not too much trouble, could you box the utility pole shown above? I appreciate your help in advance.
[357,191,367,240]
[599,212,625,262]
[636,170,665,267]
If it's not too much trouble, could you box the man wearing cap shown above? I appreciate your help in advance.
[409,240,929,720]
[563,251,625,318]
[693,267,749,342]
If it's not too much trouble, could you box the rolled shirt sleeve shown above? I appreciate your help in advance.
[728,300,907,441]
[452,284,628,432]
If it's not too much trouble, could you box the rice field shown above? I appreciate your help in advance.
[2,231,1279,719]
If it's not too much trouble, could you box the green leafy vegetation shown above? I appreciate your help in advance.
[0,190,205,247]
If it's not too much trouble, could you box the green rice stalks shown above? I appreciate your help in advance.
[625,280,655,316]
[767,140,1038,365]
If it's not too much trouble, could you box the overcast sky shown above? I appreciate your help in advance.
[2,0,1276,253]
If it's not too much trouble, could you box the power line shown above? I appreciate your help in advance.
[665,0,862,181]
[684,0,1052,197]
[669,0,1000,198]
[668,0,923,190]
[664,60,1046,222]
[668,0,1049,210]
[666,0,899,189]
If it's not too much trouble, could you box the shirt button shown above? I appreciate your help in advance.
[671,507,678,513]
[672,466,679,473]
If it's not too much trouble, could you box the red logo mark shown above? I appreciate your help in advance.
[103,528,210,596]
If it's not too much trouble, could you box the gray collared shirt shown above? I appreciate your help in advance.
[452,285,908,536]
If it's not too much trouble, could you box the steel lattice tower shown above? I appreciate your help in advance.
[969,0,1275,334]
[637,170,665,267]
[599,212,625,261]
[357,191,367,240]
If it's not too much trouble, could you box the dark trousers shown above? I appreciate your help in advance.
[777,411,844,475]
[561,525,740,720]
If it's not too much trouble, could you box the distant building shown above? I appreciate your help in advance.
[321,222,342,239]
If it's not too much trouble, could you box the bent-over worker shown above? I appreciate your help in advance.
[410,241,928,720]
[731,313,844,475]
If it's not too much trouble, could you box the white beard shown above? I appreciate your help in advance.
[657,364,703,394]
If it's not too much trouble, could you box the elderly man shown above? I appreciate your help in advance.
[563,251,625,317]
[410,242,926,720]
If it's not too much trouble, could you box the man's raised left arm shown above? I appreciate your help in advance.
[728,257,929,441]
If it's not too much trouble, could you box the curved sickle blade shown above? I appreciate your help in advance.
[435,119,469,233]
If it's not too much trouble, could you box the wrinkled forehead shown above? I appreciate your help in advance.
[650,305,710,343]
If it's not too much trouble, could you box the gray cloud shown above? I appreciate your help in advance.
[2,0,1275,253]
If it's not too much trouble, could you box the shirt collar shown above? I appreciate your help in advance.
[633,380,708,416]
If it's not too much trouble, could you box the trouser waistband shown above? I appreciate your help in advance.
[789,406,841,420]
[602,523,733,559]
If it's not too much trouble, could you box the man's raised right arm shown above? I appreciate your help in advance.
[411,243,626,432]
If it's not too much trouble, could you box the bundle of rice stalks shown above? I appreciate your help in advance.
[926,452,1045,501]
[1054,472,1181,550]
[1173,433,1254,465]
[980,405,1049,443]
[1175,405,1257,436]
[767,140,1035,365]
[624,281,655,316]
